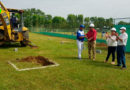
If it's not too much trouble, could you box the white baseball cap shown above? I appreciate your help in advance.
[120,27,126,31]
[89,23,95,28]
[111,28,116,31]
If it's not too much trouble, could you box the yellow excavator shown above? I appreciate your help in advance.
[0,1,36,47]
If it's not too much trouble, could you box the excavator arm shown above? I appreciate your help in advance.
[0,1,12,40]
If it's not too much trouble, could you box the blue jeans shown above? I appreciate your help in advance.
[117,46,126,67]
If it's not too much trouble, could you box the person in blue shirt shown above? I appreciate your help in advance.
[77,25,85,60]
[10,13,18,28]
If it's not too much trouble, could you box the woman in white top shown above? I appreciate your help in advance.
[105,28,117,64]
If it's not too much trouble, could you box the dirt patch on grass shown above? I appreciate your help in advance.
[96,43,107,47]
[18,56,54,66]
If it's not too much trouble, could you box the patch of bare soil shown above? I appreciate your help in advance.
[18,56,54,66]
[96,43,107,47]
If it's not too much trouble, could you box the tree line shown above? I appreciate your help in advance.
[22,8,129,30]
[118,21,130,25]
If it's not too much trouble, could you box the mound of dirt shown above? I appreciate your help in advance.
[96,43,107,47]
[19,56,54,66]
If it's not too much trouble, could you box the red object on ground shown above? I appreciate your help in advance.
[86,28,97,41]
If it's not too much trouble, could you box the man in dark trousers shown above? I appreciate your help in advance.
[116,27,128,69]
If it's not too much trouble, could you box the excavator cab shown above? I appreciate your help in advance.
[0,1,29,46]
[8,9,24,32]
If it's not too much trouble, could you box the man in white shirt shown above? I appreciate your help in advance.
[116,27,128,69]
[105,28,117,64]
[77,25,85,60]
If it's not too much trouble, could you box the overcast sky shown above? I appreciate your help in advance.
[2,0,130,19]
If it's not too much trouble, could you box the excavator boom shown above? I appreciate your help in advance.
[0,1,12,40]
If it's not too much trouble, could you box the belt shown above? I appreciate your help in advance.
[77,40,84,42]
[118,45,125,47]
[88,40,96,42]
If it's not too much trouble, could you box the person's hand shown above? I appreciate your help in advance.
[108,35,111,38]
[105,33,109,38]
[115,33,119,37]
[88,37,93,41]
[88,39,91,41]
[84,35,88,38]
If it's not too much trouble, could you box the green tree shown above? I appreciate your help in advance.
[67,14,77,28]
[77,14,83,26]
[84,17,90,28]
[23,8,45,27]
[22,8,115,31]
[97,17,105,29]
[52,16,67,29]
[105,18,113,29]
[118,21,130,25]
[44,14,52,28]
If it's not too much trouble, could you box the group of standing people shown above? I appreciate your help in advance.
[76,24,128,69]
[105,27,128,69]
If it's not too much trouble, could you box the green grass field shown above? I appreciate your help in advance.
[0,33,130,90]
